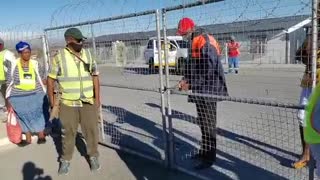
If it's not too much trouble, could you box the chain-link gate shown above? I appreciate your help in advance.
[161,0,316,179]
[44,9,170,165]
[42,0,319,179]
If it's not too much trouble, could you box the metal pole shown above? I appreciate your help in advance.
[162,9,174,168]
[156,9,169,167]
[285,33,290,64]
[90,23,105,141]
[90,23,97,58]
[309,0,318,178]
[41,34,49,76]
[312,0,318,89]
[225,43,228,64]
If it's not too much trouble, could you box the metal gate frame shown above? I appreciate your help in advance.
[43,9,169,166]
[160,0,318,179]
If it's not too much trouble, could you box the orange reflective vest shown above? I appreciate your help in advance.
[191,34,221,58]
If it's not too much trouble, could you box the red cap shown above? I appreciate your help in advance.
[177,17,195,36]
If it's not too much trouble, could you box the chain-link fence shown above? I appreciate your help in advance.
[0,28,47,79]
[42,0,318,179]
[161,0,315,180]
[44,9,170,164]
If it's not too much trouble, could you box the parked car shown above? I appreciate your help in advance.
[144,36,188,74]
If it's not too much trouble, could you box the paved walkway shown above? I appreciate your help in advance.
[0,136,196,180]
[0,111,196,180]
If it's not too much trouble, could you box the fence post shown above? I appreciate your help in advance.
[312,0,318,89]
[162,8,175,169]
[285,33,290,64]
[90,23,97,58]
[90,23,105,142]
[310,0,318,179]
[225,43,228,65]
[156,9,169,167]
[41,33,49,75]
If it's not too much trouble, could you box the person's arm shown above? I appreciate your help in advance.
[91,57,101,106]
[236,42,240,48]
[5,61,13,110]
[47,77,55,108]
[47,56,59,108]
[179,40,193,91]
[93,75,100,106]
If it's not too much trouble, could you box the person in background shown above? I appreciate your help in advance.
[6,41,48,146]
[227,35,240,74]
[0,38,16,118]
[47,28,101,175]
[177,17,228,169]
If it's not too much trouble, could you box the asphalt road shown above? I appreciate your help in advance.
[98,64,310,180]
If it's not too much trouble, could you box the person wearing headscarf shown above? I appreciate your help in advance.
[6,41,49,146]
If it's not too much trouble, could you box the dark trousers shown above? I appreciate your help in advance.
[195,100,217,162]
[59,102,99,161]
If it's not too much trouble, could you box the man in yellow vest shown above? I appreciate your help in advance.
[47,28,101,175]
[0,38,16,117]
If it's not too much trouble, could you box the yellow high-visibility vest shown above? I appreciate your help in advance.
[304,83,320,144]
[0,50,7,81]
[14,60,36,91]
[57,48,94,101]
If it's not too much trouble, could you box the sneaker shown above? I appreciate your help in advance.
[58,160,70,175]
[89,157,101,172]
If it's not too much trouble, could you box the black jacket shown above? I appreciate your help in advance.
[184,29,228,102]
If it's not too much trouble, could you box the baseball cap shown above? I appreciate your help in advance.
[64,28,87,40]
[177,17,195,36]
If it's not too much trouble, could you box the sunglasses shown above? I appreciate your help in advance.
[75,39,84,43]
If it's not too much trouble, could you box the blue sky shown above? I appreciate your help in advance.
[0,0,312,32]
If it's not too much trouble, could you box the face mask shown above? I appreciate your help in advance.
[182,32,193,41]
[68,42,83,52]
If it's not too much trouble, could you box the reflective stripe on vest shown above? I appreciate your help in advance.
[191,34,221,58]
[14,60,36,91]
[57,48,94,101]
[0,50,7,81]
[304,84,320,144]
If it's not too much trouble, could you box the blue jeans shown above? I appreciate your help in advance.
[228,57,239,72]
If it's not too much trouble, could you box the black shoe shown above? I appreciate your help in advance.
[37,138,46,144]
[191,151,204,159]
[17,140,31,147]
[194,160,214,170]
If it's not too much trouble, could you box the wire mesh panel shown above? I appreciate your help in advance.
[44,10,168,162]
[162,0,314,179]
[169,95,309,179]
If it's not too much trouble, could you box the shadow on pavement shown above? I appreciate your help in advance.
[22,162,52,180]
[145,102,294,179]
[48,121,90,164]
[102,105,231,180]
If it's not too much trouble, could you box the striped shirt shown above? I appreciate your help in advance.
[6,60,44,97]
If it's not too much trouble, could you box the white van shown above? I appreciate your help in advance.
[144,36,188,74]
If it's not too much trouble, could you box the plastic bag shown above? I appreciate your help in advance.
[6,108,22,144]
